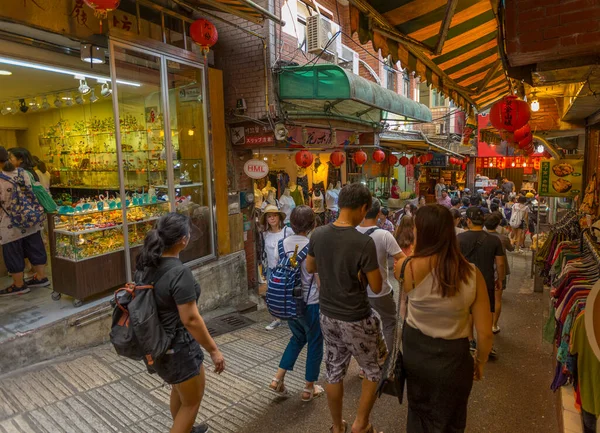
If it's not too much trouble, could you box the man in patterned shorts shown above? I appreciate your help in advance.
[307,183,388,433]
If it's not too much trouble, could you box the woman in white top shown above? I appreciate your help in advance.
[260,204,293,330]
[268,206,323,402]
[394,204,493,433]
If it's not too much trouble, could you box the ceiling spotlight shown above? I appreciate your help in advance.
[78,78,91,95]
[29,98,39,111]
[41,97,50,110]
[536,144,544,153]
[75,94,84,105]
[19,99,28,113]
[0,70,12,76]
[530,90,539,112]
[1,105,9,115]
[64,93,74,107]
[80,43,105,64]
[10,102,18,114]
[54,95,63,108]
[100,82,112,97]
[90,89,99,103]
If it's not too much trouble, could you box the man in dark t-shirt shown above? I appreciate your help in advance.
[458,207,504,357]
[307,183,385,433]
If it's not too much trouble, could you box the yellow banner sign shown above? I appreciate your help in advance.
[539,159,583,197]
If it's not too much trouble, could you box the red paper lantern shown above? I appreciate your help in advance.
[83,0,120,18]
[330,151,345,167]
[518,134,533,149]
[449,157,456,165]
[463,156,470,163]
[399,156,409,167]
[190,19,219,52]
[461,164,467,171]
[373,149,386,163]
[353,150,368,166]
[419,155,428,164]
[387,154,398,166]
[428,153,434,161]
[409,156,418,165]
[490,95,531,132]
[295,150,313,168]
[513,124,531,143]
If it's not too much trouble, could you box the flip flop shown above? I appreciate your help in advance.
[301,384,324,402]
[330,420,348,433]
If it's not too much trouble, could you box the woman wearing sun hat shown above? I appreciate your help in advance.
[260,204,294,330]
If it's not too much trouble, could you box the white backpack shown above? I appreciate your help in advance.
[509,204,526,229]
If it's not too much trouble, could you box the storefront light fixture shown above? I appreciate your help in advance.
[75,94,84,105]
[489,162,493,167]
[89,89,99,103]
[10,102,18,114]
[64,93,74,107]
[0,70,12,75]
[530,90,539,112]
[80,43,105,64]
[41,97,50,110]
[537,144,544,153]
[29,98,39,111]
[100,82,112,97]
[0,57,141,87]
[54,95,63,108]
[0,105,9,115]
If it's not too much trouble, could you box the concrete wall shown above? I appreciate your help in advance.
[0,252,248,375]
[505,0,600,67]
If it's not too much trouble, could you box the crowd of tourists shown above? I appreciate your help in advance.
[130,176,541,433]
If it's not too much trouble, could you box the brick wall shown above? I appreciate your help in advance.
[505,0,600,67]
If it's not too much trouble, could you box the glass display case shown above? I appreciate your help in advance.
[53,201,170,261]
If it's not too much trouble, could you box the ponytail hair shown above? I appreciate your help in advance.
[136,212,191,270]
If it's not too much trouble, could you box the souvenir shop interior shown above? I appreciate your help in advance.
[0,40,213,308]
[533,171,600,431]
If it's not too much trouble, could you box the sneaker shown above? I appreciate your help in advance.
[489,347,498,359]
[492,326,501,334]
[0,284,30,297]
[469,340,477,353]
[191,423,210,433]
[25,276,51,288]
[265,319,282,331]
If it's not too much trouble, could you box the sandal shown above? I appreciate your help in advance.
[267,378,289,397]
[301,384,324,402]
[330,420,348,433]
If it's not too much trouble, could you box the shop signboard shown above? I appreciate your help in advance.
[243,159,269,179]
[425,152,447,167]
[285,127,359,148]
[231,124,275,147]
[539,159,583,197]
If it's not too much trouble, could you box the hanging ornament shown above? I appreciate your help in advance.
[353,150,368,166]
[295,150,313,168]
[518,134,533,149]
[330,150,345,167]
[513,124,531,143]
[490,95,531,132]
[409,156,418,165]
[461,163,467,171]
[463,156,470,164]
[372,149,386,163]
[449,157,456,165]
[387,154,398,166]
[83,0,120,19]
[190,18,219,57]
[399,156,409,167]
[428,153,434,162]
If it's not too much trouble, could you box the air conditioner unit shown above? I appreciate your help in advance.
[306,14,342,57]
[339,44,359,75]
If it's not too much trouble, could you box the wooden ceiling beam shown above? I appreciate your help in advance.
[434,0,459,55]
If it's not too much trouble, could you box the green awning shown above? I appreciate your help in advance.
[278,64,432,124]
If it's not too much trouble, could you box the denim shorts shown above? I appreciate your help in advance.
[149,330,204,385]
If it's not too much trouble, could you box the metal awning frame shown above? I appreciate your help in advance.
[380,132,464,158]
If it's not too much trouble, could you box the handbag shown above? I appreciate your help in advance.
[376,257,412,404]
[26,171,57,213]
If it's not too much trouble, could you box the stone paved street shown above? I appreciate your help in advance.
[0,251,558,433]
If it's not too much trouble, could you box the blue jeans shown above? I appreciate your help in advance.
[279,304,323,382]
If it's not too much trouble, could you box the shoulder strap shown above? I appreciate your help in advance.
[465,232,487,259]
[277,238,286,260]
[364,227,379,237]
[295,243,310,262]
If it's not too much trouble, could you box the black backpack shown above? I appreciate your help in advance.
[109,276,172,365]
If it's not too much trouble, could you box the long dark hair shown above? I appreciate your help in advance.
[0,147,14,172]
[136,213,191,270]
[413,204,473,297]
[8,147,39,181]
[395,215,415,249]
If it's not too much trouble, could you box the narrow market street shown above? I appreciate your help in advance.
[0,251,558,433]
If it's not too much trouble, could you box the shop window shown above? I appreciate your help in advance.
[402,71,410,97]
[432,89,446,107]
[384,63,395,91]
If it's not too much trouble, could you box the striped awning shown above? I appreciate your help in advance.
[350,0,511,113]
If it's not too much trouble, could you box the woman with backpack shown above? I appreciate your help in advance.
[0,146,49,296]
[509,195,530,253]
[268,205,324,401]
[261,204,294,331]
[135,212,225,433]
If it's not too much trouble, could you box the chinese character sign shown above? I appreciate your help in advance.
[539,159,583,197]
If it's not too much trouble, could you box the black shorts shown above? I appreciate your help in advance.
[2,232,47,274]
[148,330,204,385]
